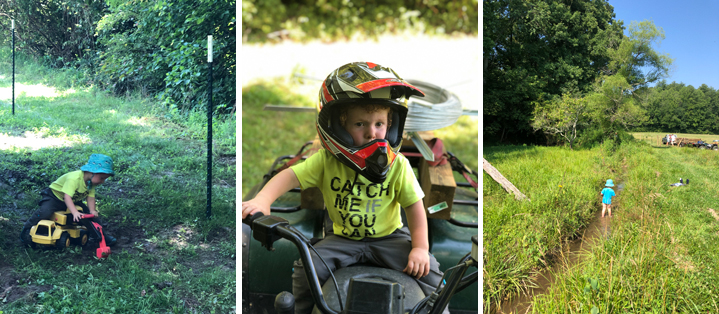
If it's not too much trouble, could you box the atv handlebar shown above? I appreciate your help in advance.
[244,212,479,314]
[243,213,339,314]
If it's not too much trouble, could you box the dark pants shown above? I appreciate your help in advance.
[22,187,106,234]
[291,227,450,314]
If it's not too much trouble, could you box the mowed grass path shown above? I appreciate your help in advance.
[484,138,719,313]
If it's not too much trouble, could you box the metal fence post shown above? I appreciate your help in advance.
[206,35,213,219]
[12,19,15,115]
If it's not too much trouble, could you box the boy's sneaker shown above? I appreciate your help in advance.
[104,235,117,247]
[19,228,33,246]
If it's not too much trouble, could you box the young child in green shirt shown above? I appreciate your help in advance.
[20,154,117,246]
[242,62,448,313]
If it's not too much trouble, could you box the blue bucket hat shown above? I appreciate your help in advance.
[605,179,614,187]
[81,154,115,176]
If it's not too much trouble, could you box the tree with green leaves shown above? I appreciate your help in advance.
[96,0,236,113]
[483,0,624,144]
[604,20,673,89]
[531,93,590,149]
[591,20,673,134]
[644,82,718,134]
[0,0,106,67]
[588,74,648,132]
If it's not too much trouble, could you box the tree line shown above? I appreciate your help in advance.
[484,0,715,147]
[0,0,235,114]
[242,0,478,43]
[642,81,719,135]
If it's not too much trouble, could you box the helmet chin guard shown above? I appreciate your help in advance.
[316,62,424,183]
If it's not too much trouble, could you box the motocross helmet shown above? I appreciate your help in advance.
[317,61,425,183]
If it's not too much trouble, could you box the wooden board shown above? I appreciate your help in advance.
[483,158,529,201]
[419,153,456,220]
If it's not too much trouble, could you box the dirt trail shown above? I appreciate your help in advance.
[498,183,623,314]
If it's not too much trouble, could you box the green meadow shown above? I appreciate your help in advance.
[484,135,719,313]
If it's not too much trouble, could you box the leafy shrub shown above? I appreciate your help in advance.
[242,0,479,43]
[95,0,236,113]
[0,0,106,67]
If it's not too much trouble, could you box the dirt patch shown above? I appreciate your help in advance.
[127,223,235,270]
[0,264,53,304]
[0,283,53,304]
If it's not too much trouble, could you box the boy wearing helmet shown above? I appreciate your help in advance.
[20,154,117,246]
[243,62,448,313]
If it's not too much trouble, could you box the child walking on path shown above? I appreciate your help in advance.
[20,154,117,246]
[601,179,616,217]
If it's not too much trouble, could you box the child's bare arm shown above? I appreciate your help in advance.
[64,194,83,222]
[241,168,300,219]
[403,200,430,279]
[87,197,99,216]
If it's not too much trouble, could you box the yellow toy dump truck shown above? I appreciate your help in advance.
[29,206,111,258]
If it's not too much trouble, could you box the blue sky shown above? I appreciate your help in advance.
[609,0,719,90]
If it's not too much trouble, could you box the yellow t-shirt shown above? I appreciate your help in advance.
[291,149,424,239]
[49,170,96,203]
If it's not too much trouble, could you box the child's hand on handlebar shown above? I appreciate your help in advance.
[404,247,430,279]
[241,198,271,219]
[71,211,84,222]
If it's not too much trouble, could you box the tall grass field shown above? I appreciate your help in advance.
[0,47,236,313]
[484,135,719,313]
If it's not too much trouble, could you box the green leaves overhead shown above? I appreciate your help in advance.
[484,0,624,144]
[484,0,680,145]
[242,0,478,43]
[95,0,236,113]
[606,20,673,89]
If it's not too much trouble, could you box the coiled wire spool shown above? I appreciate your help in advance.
[404,80,463,132]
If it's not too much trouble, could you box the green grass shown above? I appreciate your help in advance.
[484,135,719,313]
[0,46,235,313]
[529,142,719,313]
[483,144,611,312]
[241,76,479,198]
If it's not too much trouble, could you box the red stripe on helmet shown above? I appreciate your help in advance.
[331,140,367,169]
[355,141,387,159]
[322,82,334,102]
[318,125,397,171]
[365,62,377,68]
[355,79,425,96]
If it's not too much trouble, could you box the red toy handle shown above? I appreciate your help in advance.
[82,214,95,219]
